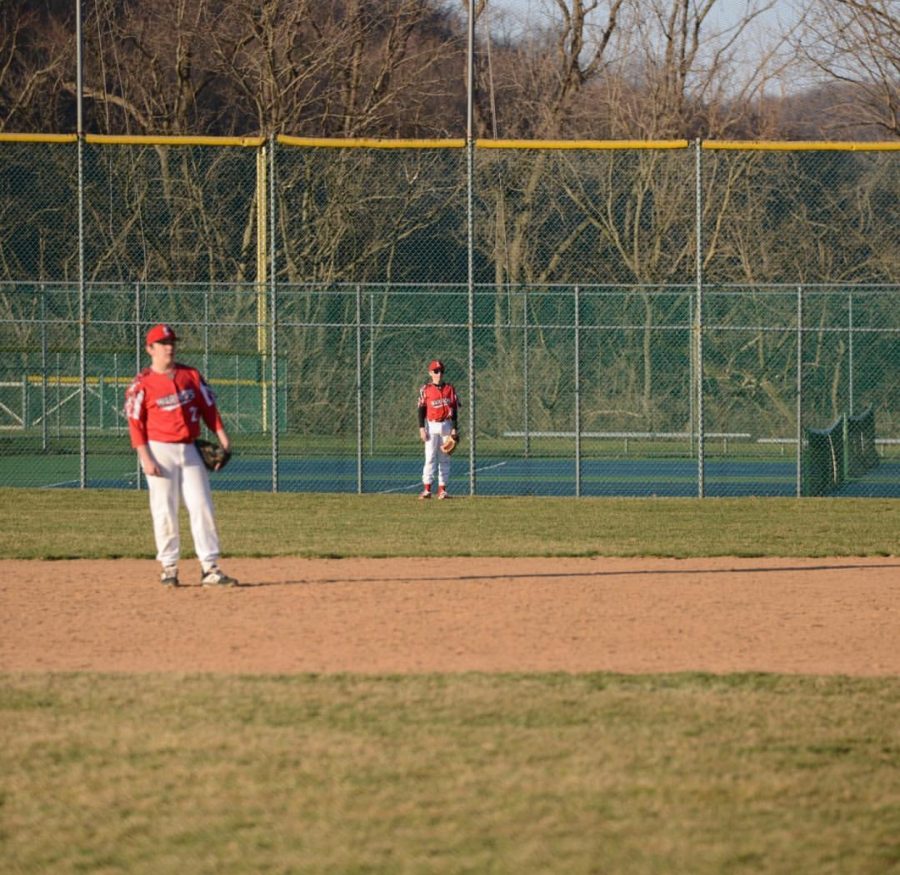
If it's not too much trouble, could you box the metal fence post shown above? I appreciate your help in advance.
[369,293,376,455]
[113,353,120,434]
[848,292,854,415]
[134,281,142,490]
[694,138,705,497]
[257,140,268,434]
[796,284,803,497]
[40,284,48,452]
[77,156,86,487]
[269,133,278,493]
[466,159,476,495]
[356,283,363,494]
[203,283,210,377]
[523,284,530,459]
[76,1,87,489]
[688,292,693,457]
[234,354,240,425]
[574,284,581,497]
[466,0,476,496]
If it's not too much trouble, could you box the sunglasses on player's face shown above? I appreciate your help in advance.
[431,368,443,374]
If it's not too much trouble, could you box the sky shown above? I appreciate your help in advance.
[481,0,804,90]
[485,0,800,35]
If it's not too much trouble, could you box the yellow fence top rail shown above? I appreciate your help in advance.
[1,133,897,151]
[85,134,265,147]
[0,133,77,143]
[704,140,900,151]
[0,133,266,146]
[277,137,690,150]
[278,136,465,149]
[476,139,690,150]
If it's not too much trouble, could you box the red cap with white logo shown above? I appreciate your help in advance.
[146,324,178,345]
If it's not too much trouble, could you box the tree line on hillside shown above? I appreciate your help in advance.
[1,0,898,140]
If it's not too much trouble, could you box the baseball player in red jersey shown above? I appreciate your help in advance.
[417,359,459,499]
[124,324,237,587]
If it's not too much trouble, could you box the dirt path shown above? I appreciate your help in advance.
[1,556,898,675]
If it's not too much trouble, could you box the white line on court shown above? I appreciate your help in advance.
[377,460,508,494]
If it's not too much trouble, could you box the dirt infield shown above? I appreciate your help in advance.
[1,556,898,676]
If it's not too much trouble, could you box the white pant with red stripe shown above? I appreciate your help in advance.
[146,440,221,567]
[422,420,453,487]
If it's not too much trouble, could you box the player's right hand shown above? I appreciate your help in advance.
[419,427,427,442]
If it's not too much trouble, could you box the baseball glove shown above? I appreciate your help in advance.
[441,434,459,455]
[195,439,231,471]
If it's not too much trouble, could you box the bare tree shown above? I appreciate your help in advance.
[475,0,627,139]
[51,0,222,135]
[0,0,72,132]
[604,0,792,139]
[795,0,900,138]
[2,0,465,138]
[183,0,465,138]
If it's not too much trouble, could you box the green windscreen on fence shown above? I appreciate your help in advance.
[846,407,879,478]
[803,408,879,496]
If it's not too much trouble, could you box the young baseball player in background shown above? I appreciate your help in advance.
[125,323,237,587]
[417,359,460,499]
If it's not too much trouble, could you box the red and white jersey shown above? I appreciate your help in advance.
[418,381,459,423]
[125,363,224,447]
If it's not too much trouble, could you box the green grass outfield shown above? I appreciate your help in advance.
[2,490,898,873]
[1,488,899,559]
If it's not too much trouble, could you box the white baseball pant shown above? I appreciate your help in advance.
[146,440,221,567]
[422,420,453,487]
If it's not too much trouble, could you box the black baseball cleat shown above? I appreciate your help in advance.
[160,566,180,587]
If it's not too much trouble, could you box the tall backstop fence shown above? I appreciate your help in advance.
[1,136,898,497]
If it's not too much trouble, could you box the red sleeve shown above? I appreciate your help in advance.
[196,371,225,434]
[124,375,149,448]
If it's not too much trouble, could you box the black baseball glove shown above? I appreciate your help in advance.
[195,439,231,471]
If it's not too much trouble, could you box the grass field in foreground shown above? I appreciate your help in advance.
[2,490,898,873]
[2,673,898,875]
[1,488,898,559]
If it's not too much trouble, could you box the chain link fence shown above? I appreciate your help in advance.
[1,137,898,496]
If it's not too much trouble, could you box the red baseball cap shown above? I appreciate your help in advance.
[428,359,444,371]
[146,324,178,345]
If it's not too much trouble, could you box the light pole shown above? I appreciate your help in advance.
[466,0,476,495]
[76,0,87,487]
